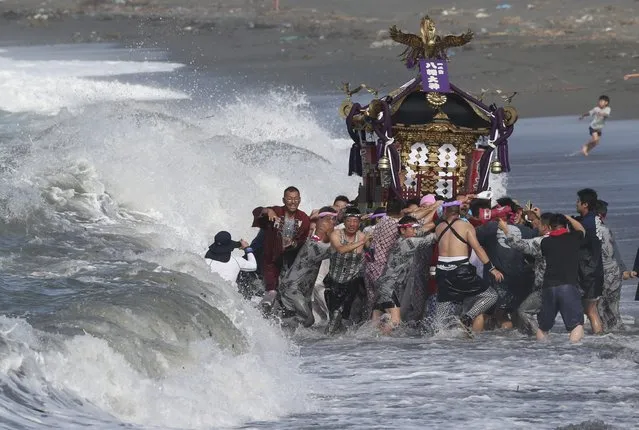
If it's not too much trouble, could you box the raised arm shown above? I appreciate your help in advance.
[410,201,442,220]
[409,233,437,248]
[329,230,368,254]
[498,218,542,257]
[565,214,585,235]
[237,240,257,272]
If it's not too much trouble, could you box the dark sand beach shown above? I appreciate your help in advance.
[2,0,639,118]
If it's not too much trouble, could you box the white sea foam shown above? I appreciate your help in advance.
[0,67,356,428]
[1,87,359,252]
[0,52,188,114]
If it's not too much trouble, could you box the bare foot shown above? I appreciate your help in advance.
[581,145,589,156]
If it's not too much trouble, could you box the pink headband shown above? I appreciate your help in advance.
[398,223,420,228]
[318,212,337,218]
[442,200,462,208]
[369,212,386,219]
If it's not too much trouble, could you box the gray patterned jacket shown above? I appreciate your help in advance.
[375,233,436,305]
[504,234,545,291]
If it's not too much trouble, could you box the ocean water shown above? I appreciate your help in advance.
[1,44,638,430]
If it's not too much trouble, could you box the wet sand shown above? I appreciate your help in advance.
[1,0,639,118]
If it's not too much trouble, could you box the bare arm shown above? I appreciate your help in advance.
[465,227,490,265]
[624,73,639,80]
[329,230,368,254]
[466,225,504,282]
[410,201,442,220]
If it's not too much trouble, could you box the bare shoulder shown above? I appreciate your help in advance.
[458,220,475,232]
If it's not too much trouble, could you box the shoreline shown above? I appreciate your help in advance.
[1,1,639,119]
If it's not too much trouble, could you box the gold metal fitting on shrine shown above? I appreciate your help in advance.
[378,155,392,186]
[490,160,503,174]
[378,155,391,172]
[426,92,447,108]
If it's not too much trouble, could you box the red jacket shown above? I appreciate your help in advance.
[252,206,310,266]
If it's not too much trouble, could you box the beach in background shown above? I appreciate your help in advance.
[2,0,639,118]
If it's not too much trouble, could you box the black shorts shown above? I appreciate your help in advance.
[323,277,364,319]
[374,291,400,312]
[537,284,584,332]
[589,127,602,136]
[436,264,489,303]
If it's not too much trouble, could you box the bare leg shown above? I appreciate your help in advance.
[582,132,600,156]
[536,329,548,341]
[583,299,603,334]
[389,307,401,326]
[569,324,584,343]
[472,314,485,332]
[376,308,400,335]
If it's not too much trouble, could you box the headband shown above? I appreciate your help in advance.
[369,212,386,219]
[398,223,420,228]
[318,212,337,218]
[442,200,462,208]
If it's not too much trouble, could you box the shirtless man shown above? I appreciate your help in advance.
[434,202,504,333]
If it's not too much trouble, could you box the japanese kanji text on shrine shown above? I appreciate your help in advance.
[419,59,451,93]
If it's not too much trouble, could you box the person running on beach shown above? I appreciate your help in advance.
[579,95,610,156]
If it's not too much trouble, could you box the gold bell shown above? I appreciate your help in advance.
[378,155,391,187]
[490,160,503,174]
[377,155,391,172]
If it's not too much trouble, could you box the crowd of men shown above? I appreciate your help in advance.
[211,186,638,342]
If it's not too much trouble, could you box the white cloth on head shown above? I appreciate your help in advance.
[206,252,257,285]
